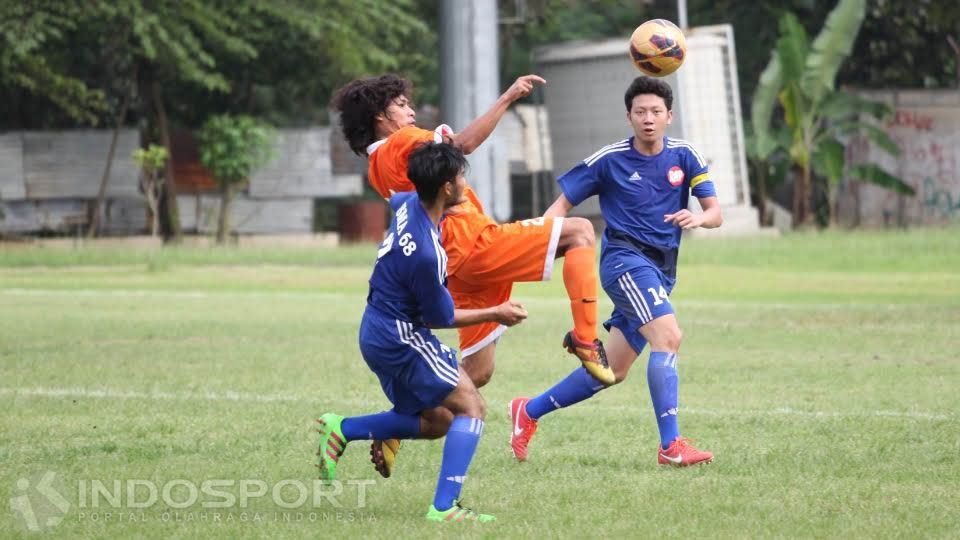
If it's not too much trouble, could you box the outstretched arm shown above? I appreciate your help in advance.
[450,301,528,328]
[445,75,546,154]
[543,193,574,218]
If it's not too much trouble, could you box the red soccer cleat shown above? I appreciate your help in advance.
[658,437,714,466]
[509,397,538,462]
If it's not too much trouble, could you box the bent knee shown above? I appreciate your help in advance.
[464,362,494,389]
[661,327,683,352]
[462,390,486,420]
[561,217,595,247]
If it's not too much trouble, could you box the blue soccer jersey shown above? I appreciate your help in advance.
[558,136,717,282]
[361,192,460,414]
[367,191,454,328]
[559,136,718,352]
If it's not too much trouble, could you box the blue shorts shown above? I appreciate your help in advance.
[359,307,460,415]
[600,262,674,356]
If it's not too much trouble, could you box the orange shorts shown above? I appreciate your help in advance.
[447,216,565,356]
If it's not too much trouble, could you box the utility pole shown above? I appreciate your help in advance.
[677,0,688,28]
[439,0,510,221]
[948,35,959,87]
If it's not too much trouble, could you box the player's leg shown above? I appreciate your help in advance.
[368,288,503,481]
[510,309,648,461]
[324,316,458,481]
[452,218,613,385]
[369,405,454,479]
[461,340,497,389]
[554,216,601,345]
[425,366,495,523]
[636,290,713,466]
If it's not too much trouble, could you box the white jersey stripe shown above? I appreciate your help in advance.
[584,139,629,163]
[586,147,631,167]
[624,272,655,322]
[618,275,651,324]
[405,322,459,381]
[396,321,458,386]
[430,229,446,284]
[401,321,458,381]
[666,139,706,168]
[666,141,705,166]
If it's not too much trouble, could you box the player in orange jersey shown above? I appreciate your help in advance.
[332,73,613,477]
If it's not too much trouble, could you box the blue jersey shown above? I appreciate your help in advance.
[558,136,717,281]
[366,192,454,328]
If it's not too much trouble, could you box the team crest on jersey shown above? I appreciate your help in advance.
[667,166,684,187]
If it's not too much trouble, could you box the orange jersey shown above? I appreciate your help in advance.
[367,125,494,275]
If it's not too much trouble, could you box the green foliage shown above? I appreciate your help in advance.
[197,115,275,186]
[132,144,169,173]
[799,0,866,102]
[0,3,108,124]
[750,0,914,226]
[840,0,960,88]
[173,0,432,126]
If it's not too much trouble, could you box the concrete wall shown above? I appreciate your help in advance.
[839,90,960,226]
[534,25,759,235]
[0,128,363,235]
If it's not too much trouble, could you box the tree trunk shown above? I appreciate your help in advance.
[216,182,234,244]
[141,171,161,237]
[87,91,130,239]
[752,159,769,226]
[152,78,182,243]
[793,162,814,227]
[828,185,838,228]
[791,165,803,228]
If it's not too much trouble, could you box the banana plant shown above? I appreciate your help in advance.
[751,0,914,227]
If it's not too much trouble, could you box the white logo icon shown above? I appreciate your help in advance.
[10,471,70,532]
[629,171,642,181]
[660,453,683,464]
[659,407,678,418]
[513,406,525,436]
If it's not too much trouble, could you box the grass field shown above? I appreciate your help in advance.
[1,229,959,538]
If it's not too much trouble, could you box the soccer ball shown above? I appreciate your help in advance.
[629,19,686,77]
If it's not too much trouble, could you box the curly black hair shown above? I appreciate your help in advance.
[624,76,673,111]
[332,74,412,156]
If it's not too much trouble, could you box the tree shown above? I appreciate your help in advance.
[751,0,914,227]
[839,0,960,89]
[197,115,274,244]
[132,145,168,237]
[0,3,108,126]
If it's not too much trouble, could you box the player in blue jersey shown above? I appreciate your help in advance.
[509,76,722,466]
[316,143,527,522]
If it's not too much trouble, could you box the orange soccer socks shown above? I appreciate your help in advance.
[562,246,599,343]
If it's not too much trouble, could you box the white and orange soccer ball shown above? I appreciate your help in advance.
[629,19,686,77]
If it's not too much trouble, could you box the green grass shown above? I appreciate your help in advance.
[1,229,959,538]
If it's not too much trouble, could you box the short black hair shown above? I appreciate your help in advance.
[407,143,467,204]
[332,74,412,156]
[624,76,673,111]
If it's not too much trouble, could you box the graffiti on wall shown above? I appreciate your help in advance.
[890,110,959,221]
[845,101,959,225]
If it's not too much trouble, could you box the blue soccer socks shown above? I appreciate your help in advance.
[525,368,605,420]
[433,416,484,511]
[647,351,680,448]
[340,410,420,441]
